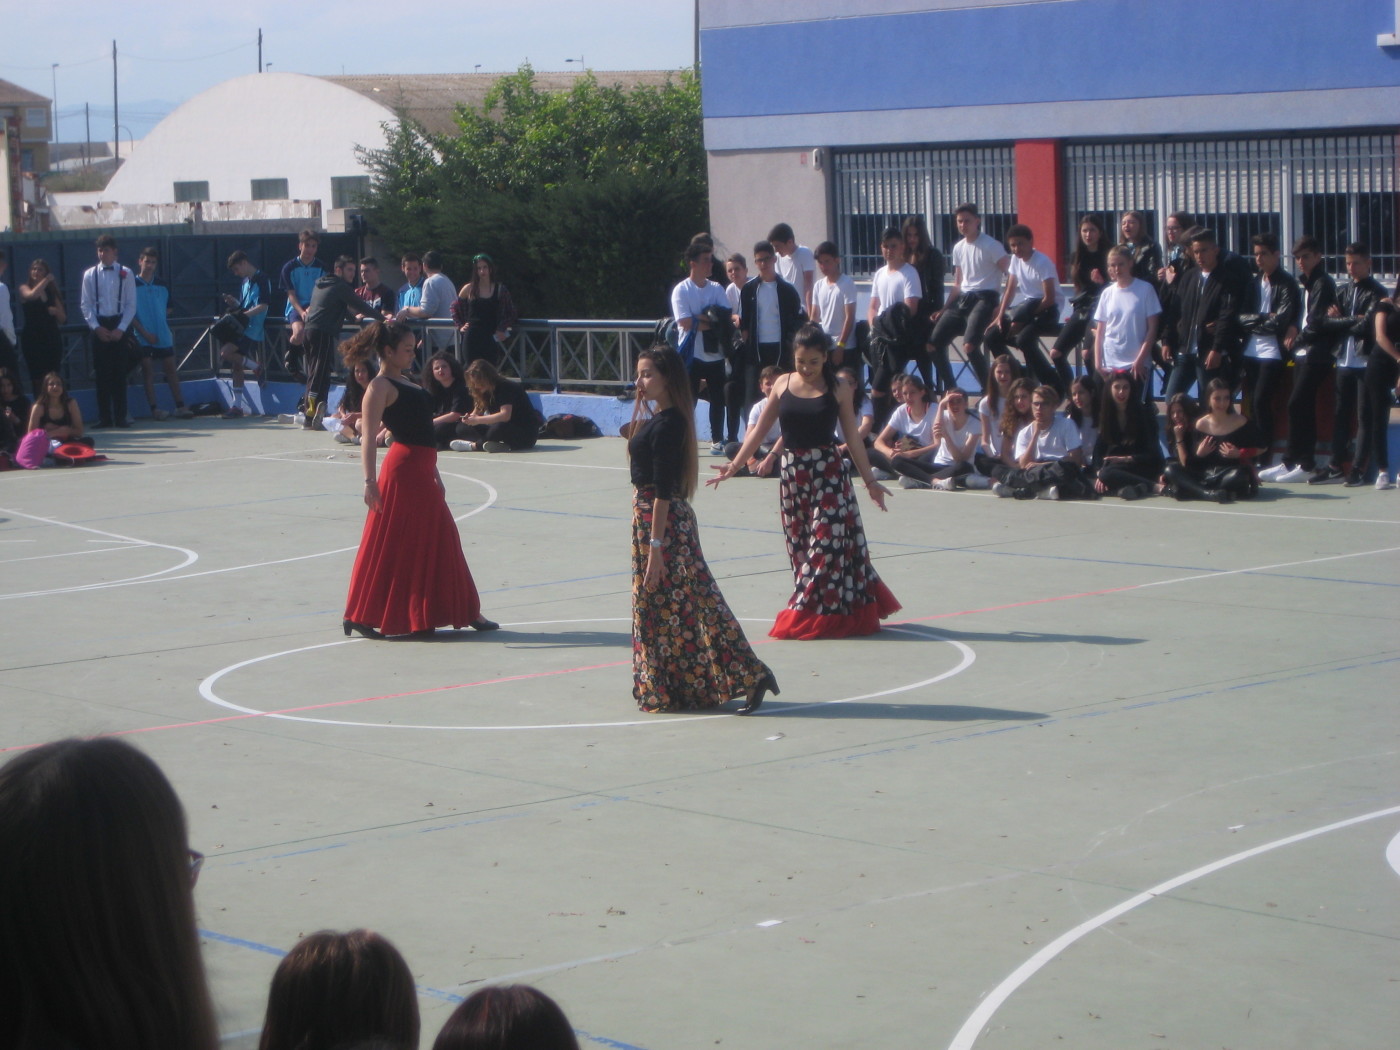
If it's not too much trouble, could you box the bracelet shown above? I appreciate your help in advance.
[649,538,663,549]
[364,479,376,486]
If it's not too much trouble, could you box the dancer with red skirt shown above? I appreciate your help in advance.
[342,321,498,639]
[710,323,900,639]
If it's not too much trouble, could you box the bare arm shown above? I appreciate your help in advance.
[359,378,395,511]
[710,382,784,484]
[836,382,891,511]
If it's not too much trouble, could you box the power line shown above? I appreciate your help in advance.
[122,41,254,63]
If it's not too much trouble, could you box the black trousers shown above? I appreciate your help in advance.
[91,316,130,426]
[1356,352,1398,476]
[999,458,1086,498]
[929,291,999,392]
[689,356,727,445]
[454,419,538,450]
[304,328,339,412]
[1330,366,1365,466]
[1286,355,1333,469]
[1240,357,1283,461]
[984,305,1064,395]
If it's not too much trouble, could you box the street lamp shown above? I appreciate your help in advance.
[474,64,482,72]
[51,63,58,146]
[565,56,585,69]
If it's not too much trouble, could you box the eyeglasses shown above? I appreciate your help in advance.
[189,849,205,886]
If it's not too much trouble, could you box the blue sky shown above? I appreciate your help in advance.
[2,0,697,141]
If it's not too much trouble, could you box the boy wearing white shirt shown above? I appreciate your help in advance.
[813,242,856,365]
[928,203,1009,392]
[1092,245,1162,392]
[671,241,734,452]
[866,227,923,426]
[722,365,784,476]
[985,224,1066,394]
[768,222,817,317]
[992,385,1086,500]
[724,254,747,322]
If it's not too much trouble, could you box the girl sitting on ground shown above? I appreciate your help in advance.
[333,358,373,445]
[1092,371,1164,499]
[421,352,471,450]
[450,359,540,453]
[28,371,93,447]
[868,373,937,486]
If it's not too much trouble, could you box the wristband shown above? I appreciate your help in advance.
[364,479,376,486]
[649,538,663,549]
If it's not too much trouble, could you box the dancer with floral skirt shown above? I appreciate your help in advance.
[629,346,777,714]
[711,323,899,639]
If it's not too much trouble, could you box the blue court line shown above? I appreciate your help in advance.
[200,927,651,1049]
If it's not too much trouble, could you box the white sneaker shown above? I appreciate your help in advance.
[150,408,169,420]
[1258,462,1289,481]
[449,440,478,453]
[898,476,931,490]
[333,431,354,444]
[932,478,956,491]
[992,481,1013,498]
[964,474,991,490]
[1276,465,1311,483]
[710,441,724,455]
[1038,485,1061,501]
[1376,473,1395,491]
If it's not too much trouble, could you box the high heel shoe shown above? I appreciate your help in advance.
[342,619,382,639]
[738,670,779,715]
[469,617,499,632]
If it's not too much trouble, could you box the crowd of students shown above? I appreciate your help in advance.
[679,208,1400,499]
[0,736,582,1050]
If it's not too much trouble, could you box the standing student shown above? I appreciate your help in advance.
[768,222,817,317]
[451,254,518,368]
[865,226,923,427]
[723,253,747,321]
[396,249,456,353]
[219,251,271,419]
[79,233,137,428]
[397,253,425,314]
[1166,230,1245,400]
[927,203,1009,392]
[1118,210,1163,287]
[1091,245,1161,391]
[1237,232,1299,464]
[671,240,732,453]
[341,321,498,639]
[1358,284,1400,488]
[0,255,17,387]
[735,240,804,407]
[984,224,1065,394]
[280,229,325,372]
[355,257,399,319]
[629,345,776,713]
[813,241,857,369]
[302,256,378,428]
[17,258,65,394]
[711,324,899,640]
[131,246,193,420]
[902,214,946,386]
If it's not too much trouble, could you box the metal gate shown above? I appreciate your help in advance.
[831,145,1016,277]
[1065,133,1399,277]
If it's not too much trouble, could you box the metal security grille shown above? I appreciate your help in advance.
[1065,133,1399,277]
[831,146,1016,277]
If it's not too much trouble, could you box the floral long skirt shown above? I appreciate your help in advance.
[772,445,901,640]
[632,489,767,712]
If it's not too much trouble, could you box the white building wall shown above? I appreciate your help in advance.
[101,73,392,216]
[708,148,829,270]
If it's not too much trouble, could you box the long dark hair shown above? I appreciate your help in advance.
[1098,373,1151,447]
[0,738,218,1050]
[258,929,419,1050]
[342,321,415,370]
[465,358,504,415]
[1000,377,1036,440]
[900,215,933,265]
[792,322,841,392]
[630,345,698,500]
[342,359,372,413]
[1070,215,1109,292]
[422,351,467,408]
[432,984,579,1050]
[37,371,72,410]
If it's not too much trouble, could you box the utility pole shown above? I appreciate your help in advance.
[693,0,700,73]
[258,28,263,73]
[84,102,91,168]
[112,40,119,164]
[50,64,58,146]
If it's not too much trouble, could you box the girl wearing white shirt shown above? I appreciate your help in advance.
[869,374,936,484]
[924,389,982,490]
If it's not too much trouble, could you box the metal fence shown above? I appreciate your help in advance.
[1065,132,1399,278]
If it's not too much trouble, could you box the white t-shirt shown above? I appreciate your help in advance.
[932,411,982,466]
[1013,414,1081,462]
[725,282,742,317]
[885,402,936,453]
[419,272,456,319]
[954,233,1008,293]
[870,264,921,317]
[815,274,857,339]
[1243,275,1280,361]
[1008,250,1065,313]
[1093,278,1162,370]
[979,396,1005,456]
[754,279,781,343]
[776,245,816,294]
[745,399,781,444]
[671,277,731,363]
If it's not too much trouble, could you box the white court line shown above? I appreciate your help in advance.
[0,546,143,566]
[0,508,199,600]
[947,804,1400,1050]
[1055,496,1399,527]
[1387,829,1400,880]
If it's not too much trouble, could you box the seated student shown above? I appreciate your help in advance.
[868,373,937,486]
[902,214,946,383]
[1091,245,1162,393]
[1093,372,1164,499]
[975,373,1033,484]
[723,364,784,476]
[1065,375,1098,455]
[1051,214,1111,392]
[923,388,982,490]
[1165,378,1264,502]
[0,367,32,439]
[432,984,580,1050]
[258,929,419,1050]
[333,358,374,445]
[835,366,875,460]
[450,359,539,452]
[28,370,94,448]
[220,251,271,419]
[422,352,471,450]
[992,384,1086,500]
[927,203,1010,393]
[1237,232,1300,467]
[1311,242,1387,485]
[1358,283,1400,488]
[983,224,1065,393]
[0,738,218,1050]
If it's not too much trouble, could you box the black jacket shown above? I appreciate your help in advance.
[738,276,804,354]
[1174,251,1251,360]
[1293,265,1340,358]
[305,275,372,334]
[1238,267,1301,340]
[1319,275,1387,359]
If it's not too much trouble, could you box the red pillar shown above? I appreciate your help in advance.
[1014,139,1065,275]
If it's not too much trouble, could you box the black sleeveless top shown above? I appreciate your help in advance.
[381,377,436,448]
[779,387,839,449]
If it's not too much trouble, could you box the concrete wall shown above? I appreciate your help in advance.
[707,148,830,271]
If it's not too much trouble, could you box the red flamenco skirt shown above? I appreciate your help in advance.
[770,445,902,640]
[344,442,481,636]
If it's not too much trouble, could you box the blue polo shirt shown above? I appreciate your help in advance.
[241,271,272,341]
[398,280,423,312]
[280,255,326,320]
[134,275,173,349]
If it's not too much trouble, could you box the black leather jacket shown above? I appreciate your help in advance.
[1319,275,1387,359]
[1238,268,1301,338]
[1293,265,1339,357]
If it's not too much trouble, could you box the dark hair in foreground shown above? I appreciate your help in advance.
[258,929,419,1050]
[630,346,698,500]
[432,984,579,1050]
[422,351,465,399]
[0,737,217,1050]
[342,321,415,369]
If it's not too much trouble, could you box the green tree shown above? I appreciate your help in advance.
[359,65,705,319]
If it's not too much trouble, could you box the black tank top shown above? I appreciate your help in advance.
[779,386,838,449]
[380,377,437,448]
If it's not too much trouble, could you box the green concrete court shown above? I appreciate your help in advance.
[1,417,1397,1050]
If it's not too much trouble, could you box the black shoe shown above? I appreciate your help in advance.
[342,619,382,639]
[96,421,114,429]
[115,421,131,428]
[1120,483,1152,501]
[469,617,500,632]
[738,670,779,715]
[1308,465,1344,485]
[1343,470,1364,488]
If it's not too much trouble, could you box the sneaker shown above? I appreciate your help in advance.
[1376,473,1396,491]
[1275,464,1311,483]
[1343,470,1364,488]
[276,413,300,425]
[150,407,169,421]
[221,406,245,419]
[1258,462,1290,481]
[992,481,1013,498]
[1120,482,1152,501]
[449,440,478,453]
[483,440,512,454]
[1308,465,1344,485]
[710,441,724,455]
[931,478,956,491]
[174,406,194,419]
[898,476,931,490]
[1038,485,1061,501]
[333,431,354,444]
